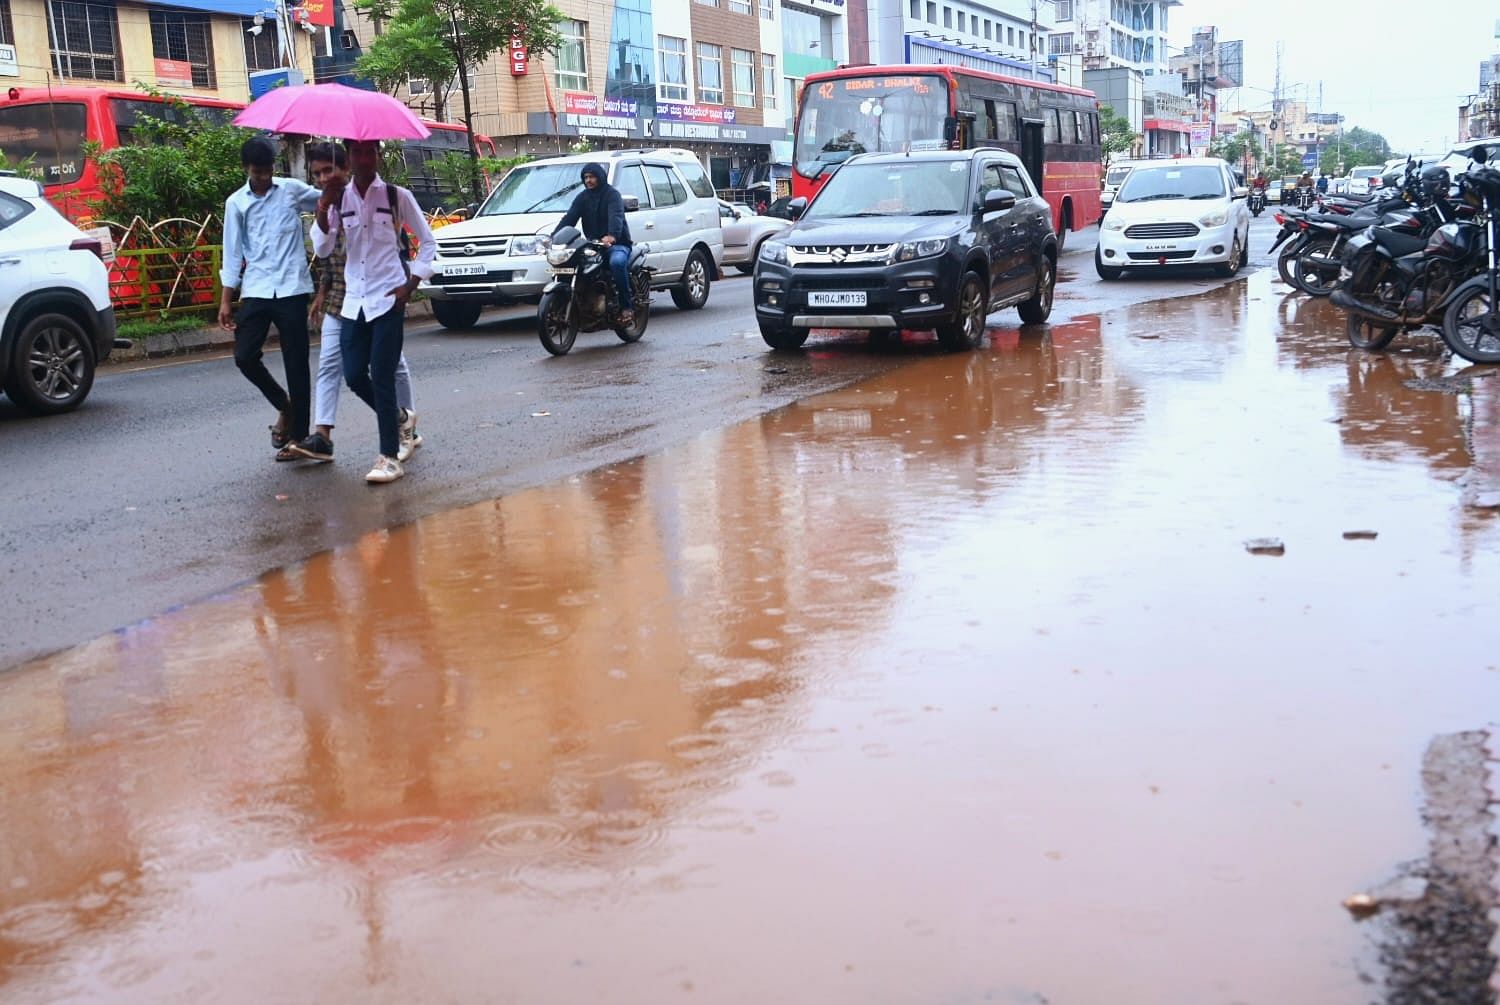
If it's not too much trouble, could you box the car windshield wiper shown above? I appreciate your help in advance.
[845,211,892,217]
[1124,193,1187,202]
[1188,192,1224,200]
[910,209,958,215]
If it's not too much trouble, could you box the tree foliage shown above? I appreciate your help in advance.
[87,90,254,229]
[1319,126,1392,175]
[356,0,565,200]
[1269,143,1307,178]
[1097,104,1137,163]
[1208,131,1251,169]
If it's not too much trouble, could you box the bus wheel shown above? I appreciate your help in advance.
[1055,204,1071,252]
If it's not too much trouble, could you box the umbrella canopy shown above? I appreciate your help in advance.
[234,83,431,141]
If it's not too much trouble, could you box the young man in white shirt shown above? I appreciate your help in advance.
[218,137,322,460]
[311,140,436,484]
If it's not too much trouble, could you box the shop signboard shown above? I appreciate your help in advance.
[563,92,638,138]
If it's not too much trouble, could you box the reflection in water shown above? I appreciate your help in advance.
[1,275,1497,1003]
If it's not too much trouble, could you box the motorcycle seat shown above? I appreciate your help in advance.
[1372,228,1427,257]
[627,244,650,267]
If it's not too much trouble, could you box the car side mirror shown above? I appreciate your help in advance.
[787,196,808,220]
[982,188,1016,212]
[623,195,640,212]
[1233,186,1249,200]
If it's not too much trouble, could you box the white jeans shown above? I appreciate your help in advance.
[315,313,413,429]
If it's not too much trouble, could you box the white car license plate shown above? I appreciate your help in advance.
[443,263,487,277]
[1143,244,1178,252]
[809,291,867,307]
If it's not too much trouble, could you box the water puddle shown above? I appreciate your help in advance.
[2,271,1498,1002]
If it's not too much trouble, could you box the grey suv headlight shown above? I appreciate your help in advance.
[512,235,552,256]
[761,242,788,264]
[891,238,948,262]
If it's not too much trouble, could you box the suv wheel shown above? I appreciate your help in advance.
[671,249,711,311]
[1018,255,1056,324]
[935,272,987,352]
[433,301,483,330]
[759,321,808,350]
[5,312,96,414]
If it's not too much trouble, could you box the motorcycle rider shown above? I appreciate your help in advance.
[553,163,634,327]
[1251,171,1268,191]
[1316,172,1329,194]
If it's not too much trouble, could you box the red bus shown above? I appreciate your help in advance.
[0,85,497,222]
[793,65,1102,246]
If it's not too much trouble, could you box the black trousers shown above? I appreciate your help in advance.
[234,294,310,442]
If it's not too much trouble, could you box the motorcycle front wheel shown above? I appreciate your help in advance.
[1345,313,1400,351]
[1277,241,1302,289]
[615,272,651,343]
[538,288,579,356]
[1293,237,1340,297]
[1440,282,1500,364]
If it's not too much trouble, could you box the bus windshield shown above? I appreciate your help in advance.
[795,74,949,180]
[0,102,87,184]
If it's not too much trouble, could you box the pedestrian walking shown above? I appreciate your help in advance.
[218,137,322,461]
[311,140,436,484]
[289,143,420,465]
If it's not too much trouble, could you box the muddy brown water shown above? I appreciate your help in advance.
[3,272,1499,1003]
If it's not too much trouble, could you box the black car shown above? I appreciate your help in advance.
[753,150,1057,351]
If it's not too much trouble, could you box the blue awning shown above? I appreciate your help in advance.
[144,0,275,17]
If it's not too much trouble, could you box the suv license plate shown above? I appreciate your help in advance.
[443,263,487,277]
[809,291,867,307]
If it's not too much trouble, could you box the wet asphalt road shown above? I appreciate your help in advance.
[1,220,1273,670]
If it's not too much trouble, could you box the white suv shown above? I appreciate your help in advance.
[420,148,725,330]
[0,175,116,414]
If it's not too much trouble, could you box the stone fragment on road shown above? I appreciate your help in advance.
[1244,537,1285,556]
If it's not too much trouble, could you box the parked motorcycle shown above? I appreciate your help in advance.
[536,226,653,356]
[1249,186,1266,216]
[1330,166,1485,351]
[1439,147,1500,363]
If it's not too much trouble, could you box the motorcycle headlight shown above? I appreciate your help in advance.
[1199,210,1229,227]
[511,235,551,256]
[761,242,788,264]
[891,238,949,263]
[545,245,573,266]
[1103,215,1127,231]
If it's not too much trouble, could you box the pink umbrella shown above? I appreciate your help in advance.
[233,83,430,141]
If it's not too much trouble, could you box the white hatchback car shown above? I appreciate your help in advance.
[420,148,725,330]
[0,174,116,414]
[1095,157,1251,280]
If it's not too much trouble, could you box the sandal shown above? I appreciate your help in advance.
[275,444,303,462]
[270,424,292,449]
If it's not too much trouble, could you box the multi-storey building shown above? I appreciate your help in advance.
[0,0,316,101]
[865,0,1054,81]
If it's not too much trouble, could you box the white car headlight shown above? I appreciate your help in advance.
[545,244,573,266]
[1103,216,1126,231]
[761,242,788,264]
[891,238,949,263]
[1199,210,1229,227]
[512,235,551,256]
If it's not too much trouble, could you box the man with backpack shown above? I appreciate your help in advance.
[311,140,436,484]
[289,143,420,466]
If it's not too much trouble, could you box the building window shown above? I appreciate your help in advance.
[242,17,280,71]
[1007,26,1014,46]
[761,53,776,109]
[955,11,964,31]
[1055,0,1072,19]
[693,0,717,8]
[0,0,14,45]
[657,35,688,102]
[1019,31,1027,51]
[908,0,918,18]
[942,7,951,28]
[760,0,774,19]
[925,1,935,22]
[48,1,122,82]
[555,19,587,91]
[730,48,754,108]
[983,19,991,39]
[695,42,722,105]
[149,10,215,89]
[1047,32,1072,55]
[729,0,750,13]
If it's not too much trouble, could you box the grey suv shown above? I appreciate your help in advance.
[752,149,1057,351]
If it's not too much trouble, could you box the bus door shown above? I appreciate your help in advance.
[1019,119,1045,194]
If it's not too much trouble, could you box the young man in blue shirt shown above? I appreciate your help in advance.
[218,137,321,461]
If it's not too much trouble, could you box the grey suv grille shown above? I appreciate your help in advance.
[787,244,895,265]
[437,235,511,257]
[1123,223,1199,239]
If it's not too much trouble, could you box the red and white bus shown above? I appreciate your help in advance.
[793,65,1102,245]
[0,85,497,222]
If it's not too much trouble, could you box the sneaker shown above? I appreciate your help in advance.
[287,432,334,462]
[365,455,404,484]
[397,408,422,463]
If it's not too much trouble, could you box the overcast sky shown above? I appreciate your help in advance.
[1163,2,1497,155]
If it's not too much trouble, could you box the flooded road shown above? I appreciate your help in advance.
[3,270,1499,1003]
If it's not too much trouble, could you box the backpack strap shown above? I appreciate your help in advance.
[386,182,411,277]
